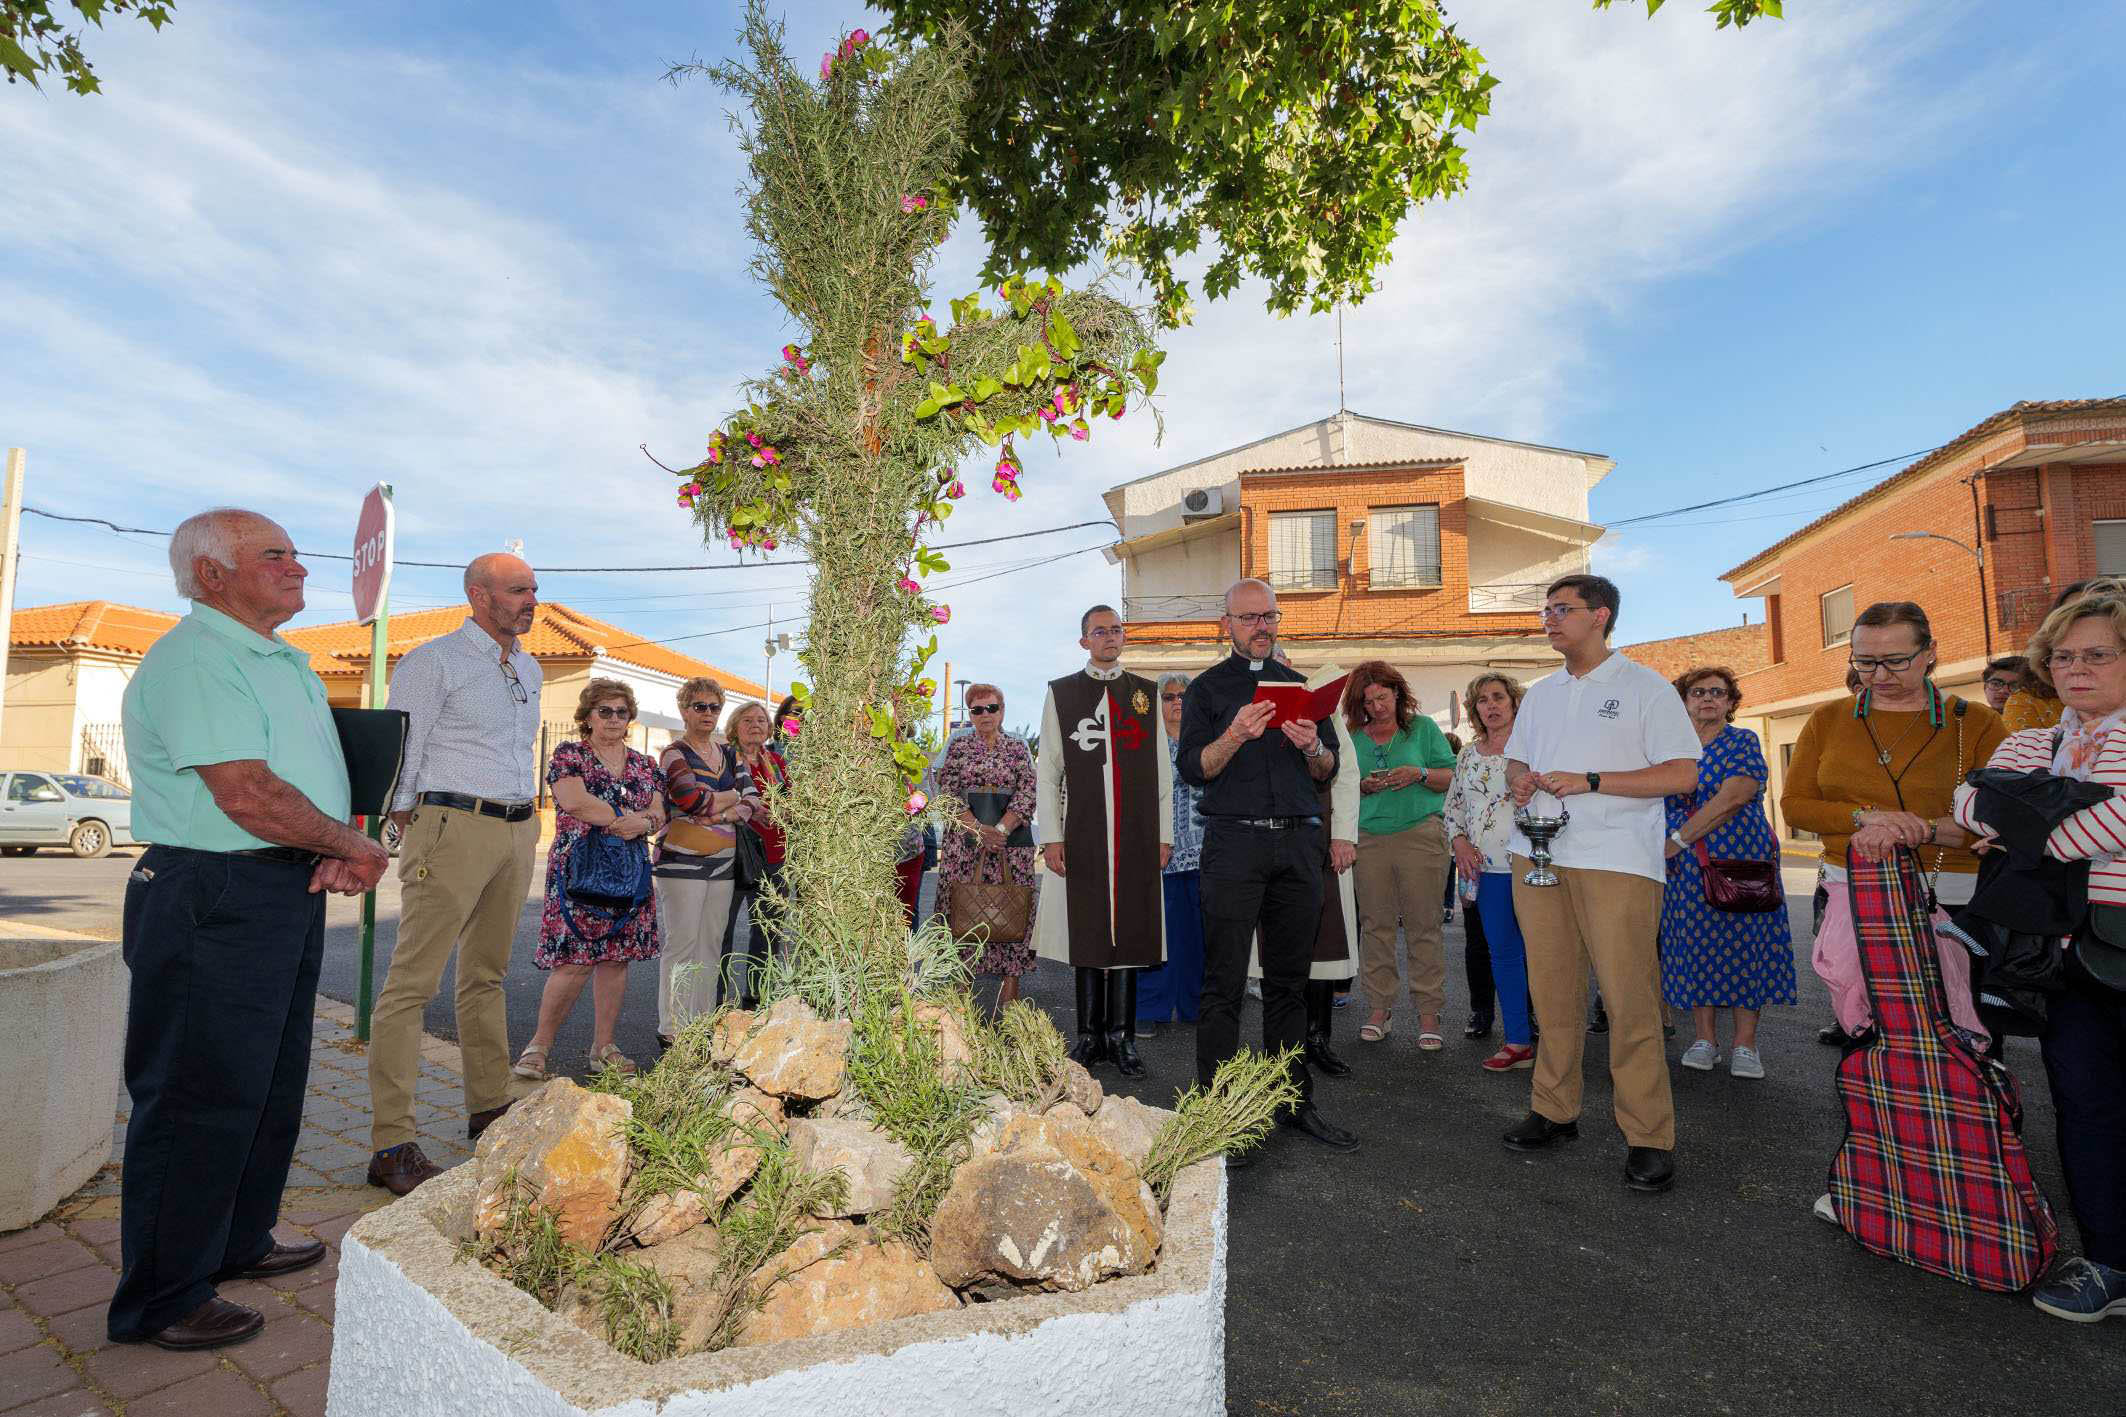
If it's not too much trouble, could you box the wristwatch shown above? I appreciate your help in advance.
[1670,830,1686,849]
[1586,771,1602,794]
[1305,739,1329,760]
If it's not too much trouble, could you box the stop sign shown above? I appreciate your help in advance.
[353,484,395,625]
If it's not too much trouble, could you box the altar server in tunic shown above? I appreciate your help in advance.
[1036,604,1174,1076]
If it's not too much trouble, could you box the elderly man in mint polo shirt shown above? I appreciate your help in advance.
[108,508,389,1354]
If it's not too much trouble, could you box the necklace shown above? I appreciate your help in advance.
[1861,709,1929,769]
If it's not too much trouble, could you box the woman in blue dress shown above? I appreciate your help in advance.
[1660,666,1796,1080]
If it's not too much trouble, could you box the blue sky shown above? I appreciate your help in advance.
[3,0,2121,722]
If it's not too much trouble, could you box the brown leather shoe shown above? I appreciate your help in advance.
[213,1238,326,1283]
[468,1101,514,1142]
[366,1142,444,1197]
[142,1297,264,1351]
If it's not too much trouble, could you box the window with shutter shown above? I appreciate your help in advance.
[1821,584,1855,648]
[2095,520,2126,576]
[1368,505,1442,589]
[1268,510,1337,590]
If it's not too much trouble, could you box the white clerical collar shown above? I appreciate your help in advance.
[1085,662,1124,681]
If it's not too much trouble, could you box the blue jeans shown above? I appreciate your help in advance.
[1139,869,1206,1022]
[1478,871,1533,1046]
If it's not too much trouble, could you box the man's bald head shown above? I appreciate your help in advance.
[1221,577,1279,659]
[465,553,539,644]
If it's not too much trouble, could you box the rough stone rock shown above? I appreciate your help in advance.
[472,1078,631,1250]
[1060,1059,1104,1116]
[732,997,852,1101]
[738,1226,958,1347]
[928,1111,1162,1295]
[907,1001,975,1078]
[1087,1093,1167,1172]
[621,1087,788,1247]
[786,1117,916,1218]
[629,1189,709,1249]
[709,1009,755,1064]
[638,1223,728,1354]
[967,1092,1024,1155]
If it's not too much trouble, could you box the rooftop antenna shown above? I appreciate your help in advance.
[1336,304,1347,414]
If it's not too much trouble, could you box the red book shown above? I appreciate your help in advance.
[1251,674,1348,728]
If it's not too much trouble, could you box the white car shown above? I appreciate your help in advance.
[0,771,137,858]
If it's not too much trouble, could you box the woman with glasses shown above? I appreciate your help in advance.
[1953,589,2126,1323]
[652,678,755,1047]
[722,702,788,1005]
[1139,673,1208,1030]
[517,678,666,1079]
[1658,667,1795,1079]
[1782,601,2005,1046]
[1445,672,1537,1071]
[934,683,1040,1007]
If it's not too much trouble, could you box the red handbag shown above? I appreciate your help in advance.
[1693,838,1784,914]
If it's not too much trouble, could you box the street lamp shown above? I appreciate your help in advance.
[1888,531,1992,655]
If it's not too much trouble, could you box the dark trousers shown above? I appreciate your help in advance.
[1462,874,1495,1016]
[2041,966,2126,1269]
[1140,869,1207,1022]
[1198,821,1323,1097]
[719,862,782,1006]
[109,846,324,1341]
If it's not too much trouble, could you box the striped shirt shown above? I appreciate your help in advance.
[386,618,544,811]
[1952,714,2126,903]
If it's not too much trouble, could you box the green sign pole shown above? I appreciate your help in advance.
[355,483,394,1041]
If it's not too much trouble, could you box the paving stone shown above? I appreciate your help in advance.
[290,1283,334,1323]
[0,1225,65,1256]
[212,1280,278,1312]
[270,1363,329,1417]
[79,1337,218,1400]
[41,1307,107,1355]
[126,1365,274,1417]
[228,1312,332,1382]
[0,1344,78,1410]
[12,1263,116,1319]
[6,1388,117,1416]
[64,1222,119,1248]
[310,1076,368,1101]
[0,1309,41,1355]
[261,1253,337,1293]
[298,1103,368,1134]
[0,1240,101,1287]
[303,1216,360,1247]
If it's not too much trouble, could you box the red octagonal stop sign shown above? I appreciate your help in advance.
[353,484,395,625]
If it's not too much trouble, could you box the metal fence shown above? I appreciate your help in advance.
[79,722,128,788]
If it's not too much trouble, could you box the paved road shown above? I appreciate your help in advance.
[8,853,2120,1412]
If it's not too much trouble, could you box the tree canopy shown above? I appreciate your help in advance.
[1,0,171,94]
[882,0,1781,325]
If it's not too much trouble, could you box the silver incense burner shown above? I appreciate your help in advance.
[1514,807,1571,888]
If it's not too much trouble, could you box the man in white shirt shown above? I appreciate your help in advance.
[1502,574,1700,1193]
[366,554,544,1195]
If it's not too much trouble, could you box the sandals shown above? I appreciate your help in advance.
[510,1046,548,1081]
[591,1043,638,1077]
[1418,1031,1445,1052]
[1359,1015,1392,1043]
[1481,1043,1536,1072]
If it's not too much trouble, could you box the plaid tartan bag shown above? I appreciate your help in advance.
[1828,847,2059,1292]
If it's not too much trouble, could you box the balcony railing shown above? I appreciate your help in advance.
[1122,594,1227,623]
[79,722,128,788]
[1998,583,2060,632]
[1467,583,1548,614]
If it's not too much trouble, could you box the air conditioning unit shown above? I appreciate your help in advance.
[1180,487,1224,519]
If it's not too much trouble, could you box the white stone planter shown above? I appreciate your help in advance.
[327,1157,1227,1416]
[0,938,126,1231]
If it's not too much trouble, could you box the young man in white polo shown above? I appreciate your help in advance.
[1502,574,1701,1193]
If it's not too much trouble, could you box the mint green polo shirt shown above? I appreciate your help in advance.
[1354,716,1460,836]
[121,604,350,851]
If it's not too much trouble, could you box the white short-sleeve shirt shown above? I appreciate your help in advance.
[1502,651,1703,883]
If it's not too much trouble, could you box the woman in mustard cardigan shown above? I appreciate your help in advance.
[1781,601,2005,1042]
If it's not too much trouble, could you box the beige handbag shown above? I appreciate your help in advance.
[946,848,1032,946]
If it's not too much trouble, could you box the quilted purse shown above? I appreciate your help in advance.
[946,848,1032,946]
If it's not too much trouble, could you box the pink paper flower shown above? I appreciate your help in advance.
[782,714,803,738]
[820,53,835,79]
[898,576,921,595]
[1038,406,1057,422]
[946,479,965,499]
[677,491,695,508]
[746,432,764,447]
[899,194,929,213]
[995,456,1018,477]
[1070,423,1090,441]
[750,454,766,468]
[905,790,928,815]
[849,28,869,47]
[929,605,951,624]
[706,446,723,464]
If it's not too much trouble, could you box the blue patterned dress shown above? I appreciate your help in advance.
[1660,725,1797,1010]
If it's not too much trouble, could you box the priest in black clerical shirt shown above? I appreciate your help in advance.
[1176,577,1359,1155]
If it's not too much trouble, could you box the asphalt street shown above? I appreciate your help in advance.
[7,850,2122,1413]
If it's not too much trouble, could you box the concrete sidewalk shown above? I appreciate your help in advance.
[0,998,493,1416]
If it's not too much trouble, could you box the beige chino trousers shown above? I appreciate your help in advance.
[1355,815,1451,1017]
[369,804,538,1152]
[654,868,737,1038]
[1511,858,1675,1150]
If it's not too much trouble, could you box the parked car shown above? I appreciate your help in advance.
[0,772,136,858]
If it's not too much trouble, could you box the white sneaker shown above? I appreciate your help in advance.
[1730,1045,1765,1080]
[1812,1193,1838,1226]
[1679,1039,1719,1071]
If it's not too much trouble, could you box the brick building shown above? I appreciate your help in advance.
[1721,397,2126,840]
[1616,622,1772,685]
[1105,409,1612,728]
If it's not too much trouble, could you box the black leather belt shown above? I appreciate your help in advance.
[228,846,322,866]
[1225,815,1322,830]
[417,791,536,822]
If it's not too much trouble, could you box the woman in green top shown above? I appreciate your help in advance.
[1342,661,1461,1049]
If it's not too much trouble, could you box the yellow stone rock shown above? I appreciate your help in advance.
[471,1078,632,1251]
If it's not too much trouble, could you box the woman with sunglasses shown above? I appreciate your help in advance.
[934,683,1040,1007]
[1782,601,2005,1044]
[722,702,789,1004]
[516,678,666,1079]
[652,678,755,1048]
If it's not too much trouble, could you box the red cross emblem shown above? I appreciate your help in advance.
[1112,715,1145,752]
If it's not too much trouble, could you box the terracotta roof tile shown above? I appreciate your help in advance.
[7,601,178,658]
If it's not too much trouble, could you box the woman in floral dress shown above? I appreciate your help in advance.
[1443,672,1537,1072]
[933,682,1039,1003]
[514,678,665,1079]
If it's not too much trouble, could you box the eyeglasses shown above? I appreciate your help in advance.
[1229,611,1281,627]
[1982,676,2019,692]
[686,700,723,714]
[1161,692,1185,703]
[592,705,633,721]
[1084,626,1125,639]
[2047,647,2123,670]
[967,703,1003,716]
[1539,603,1588,622]
[1687,686,1731,700]
[1850,652,1923,674]
[499,659,528,705]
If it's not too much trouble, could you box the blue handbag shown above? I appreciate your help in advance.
[563,827,652,945]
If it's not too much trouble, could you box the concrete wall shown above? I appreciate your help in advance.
[1121,529,1241,621]
[0,938,126,1230]
[0,656,77,771]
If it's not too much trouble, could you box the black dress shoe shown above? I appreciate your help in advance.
[1625,1146,1676,1193]
[136,1297,264,1352]
[212,1238,326,1283]
[1502,1111,1579,1151]
[1305,1031,1353,1077]
[1464,1012,1494,1040]
[1588,1005,1610,1034]
[1279,1102,1359,1152]
[1817,1022,1852,1047]
[468,1101,514,1141]
[367,1142,444,1197]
